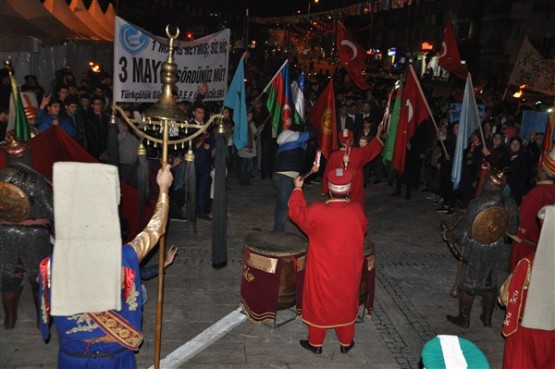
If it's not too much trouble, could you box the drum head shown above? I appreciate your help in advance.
[244,232,307,256]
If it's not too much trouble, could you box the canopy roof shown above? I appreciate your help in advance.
[0,0,115,46]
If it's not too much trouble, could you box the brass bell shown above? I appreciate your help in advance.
[184,148,195,162]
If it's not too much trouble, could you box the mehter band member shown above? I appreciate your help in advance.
[289,168,367,354]
[38,162,172,368]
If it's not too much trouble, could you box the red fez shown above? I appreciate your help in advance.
[328,168,352,195]
[339,129,354,145]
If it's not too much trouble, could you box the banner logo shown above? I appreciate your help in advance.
[119,24,149,55]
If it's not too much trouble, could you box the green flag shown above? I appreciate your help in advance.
[382,83,403,166]
[9,72,31,141]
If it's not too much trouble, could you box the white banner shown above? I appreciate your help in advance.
[509,36,555,96]
[114,17,230,102]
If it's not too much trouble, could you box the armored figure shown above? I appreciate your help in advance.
[442,170,518,329]
[0,138,53,329]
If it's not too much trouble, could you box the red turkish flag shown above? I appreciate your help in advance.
[307,81,337,159]
[438,21,468,80]
[392,65,430,173]
[336,22,371,90]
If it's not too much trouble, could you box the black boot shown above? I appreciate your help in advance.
[446,290,474,329]
[299,340,322,354]
[2,287,23,330]
[340,341,355,354]
[480,289,496,328]
[404,188,411,200]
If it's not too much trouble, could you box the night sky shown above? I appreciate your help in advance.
[96,0,359,18]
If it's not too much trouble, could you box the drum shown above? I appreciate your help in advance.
[240,232,308,323]
[359,238,376,315]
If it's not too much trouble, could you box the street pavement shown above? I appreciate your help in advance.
[1,171,510,369]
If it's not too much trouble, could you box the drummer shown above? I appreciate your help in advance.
[289,168,367,354]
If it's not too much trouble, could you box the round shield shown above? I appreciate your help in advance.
[470,206,510,245]
[0,182,30,223]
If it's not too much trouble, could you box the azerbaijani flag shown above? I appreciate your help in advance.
[264,61,301,133]
[8,69,31,141]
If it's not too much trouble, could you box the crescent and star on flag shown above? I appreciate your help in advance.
[340,39,358,62]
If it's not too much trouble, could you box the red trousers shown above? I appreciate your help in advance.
[504,326,555,369]
[307,324,355,347]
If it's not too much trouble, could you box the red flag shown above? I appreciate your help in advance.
[392,65,430,173]
[539,109,555,170]
[438,21,467,80]
[336,22,371,90]
[307,81,337,159]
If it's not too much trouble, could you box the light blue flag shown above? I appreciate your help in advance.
[452,75,480,190]
[224,55,248,150]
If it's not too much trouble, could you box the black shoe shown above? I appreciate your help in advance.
[199,214,212,221]
[340,341,355,354]
[373,179,382,184]
[299,340,322,354]
[404,191,411,200]
[446,208,455,215]
[212,261,227,269]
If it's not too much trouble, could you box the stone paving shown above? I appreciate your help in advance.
[0,171,509,368]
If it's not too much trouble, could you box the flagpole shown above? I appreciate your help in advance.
[262,60,288,94]
[467,73,487,147]
[242,59,288,115]
[409,65,449,158]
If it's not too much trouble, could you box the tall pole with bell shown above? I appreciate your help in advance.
[111,26,224,369]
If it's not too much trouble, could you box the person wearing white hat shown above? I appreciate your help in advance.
[37,163,172,368]
[289,168,368,354]
[499,205,555,369]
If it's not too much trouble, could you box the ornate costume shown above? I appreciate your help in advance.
[443,171,518,329]
[509,148,555,271]
[321,129,382,210]
[289,168,367,353]
[509,181,555,270]
[0,139,53,329]
[500,206,555,369]
[38,163,170,368]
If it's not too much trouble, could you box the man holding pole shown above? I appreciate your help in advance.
[38,163,172,368]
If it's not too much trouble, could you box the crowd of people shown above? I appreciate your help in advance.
[1,52,554,368]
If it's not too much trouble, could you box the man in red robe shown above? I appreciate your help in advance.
[321,126,383,210]
[289,168,367,354]
[500,205,555,369]
[509,148,555,270]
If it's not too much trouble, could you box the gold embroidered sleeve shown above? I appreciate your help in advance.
[498,274,512,306]
[498,265,532,306]
[129,192,170,262]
